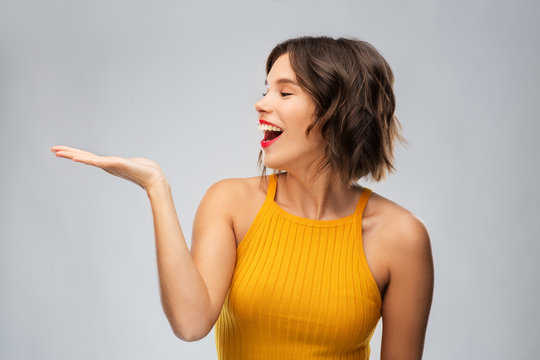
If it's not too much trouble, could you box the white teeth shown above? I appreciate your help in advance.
[258,124,283,132]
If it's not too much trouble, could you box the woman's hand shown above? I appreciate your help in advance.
[51,145,167,191]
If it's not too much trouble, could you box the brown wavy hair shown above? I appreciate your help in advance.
[257,36,407,186]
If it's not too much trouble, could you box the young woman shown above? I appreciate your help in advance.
[51,36,434,359]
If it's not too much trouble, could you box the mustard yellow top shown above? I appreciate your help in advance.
[215,173,382,359]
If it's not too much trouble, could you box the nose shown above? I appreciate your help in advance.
[254,94,272,114]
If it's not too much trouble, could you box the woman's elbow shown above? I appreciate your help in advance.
[172,320,213,342]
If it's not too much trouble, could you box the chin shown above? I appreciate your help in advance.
[262,155,286,172]
[264,163,285,172]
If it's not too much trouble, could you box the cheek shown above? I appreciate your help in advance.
[292,108,315,129]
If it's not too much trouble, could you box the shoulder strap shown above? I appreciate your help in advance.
[265,173,278,203]
[354,187,373,220]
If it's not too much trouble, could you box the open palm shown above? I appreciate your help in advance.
[51,145,166,190]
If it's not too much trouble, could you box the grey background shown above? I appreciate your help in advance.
[1,0,539,359]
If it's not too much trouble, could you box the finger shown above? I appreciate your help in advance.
[54,150,89,160]
[51,145,96,157]
[55,149,112,161]
[72,155,117,168]
[54,150,77,160]
[73,155,127,171]
[53,146,96,157]
[71,155,98,166]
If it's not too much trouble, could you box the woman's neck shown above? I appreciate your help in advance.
[275,170,361,221]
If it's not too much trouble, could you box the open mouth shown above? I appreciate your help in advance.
[258,123,284,146]
[263,130,283,142]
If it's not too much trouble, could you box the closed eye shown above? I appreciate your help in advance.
[261,92,292,97]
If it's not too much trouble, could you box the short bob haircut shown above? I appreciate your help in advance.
[257,36,406,187]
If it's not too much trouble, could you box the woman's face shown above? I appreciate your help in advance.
[255,53,325,173]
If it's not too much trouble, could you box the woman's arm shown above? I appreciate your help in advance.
[380,214,434,360]
[146,179,237,341]
[51,146,237,341]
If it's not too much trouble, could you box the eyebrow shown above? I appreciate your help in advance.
[264,78,299,86]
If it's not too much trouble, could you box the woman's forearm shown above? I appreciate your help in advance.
[146,179,212,341]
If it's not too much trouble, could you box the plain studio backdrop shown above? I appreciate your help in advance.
[1,0,539,359]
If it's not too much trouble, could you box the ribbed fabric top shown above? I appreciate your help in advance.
[215,173,382,359]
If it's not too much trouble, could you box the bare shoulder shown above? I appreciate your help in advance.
[204,175,269,205]
[365,191,432,263]
[365,192,434,358]
[202,175,270,240]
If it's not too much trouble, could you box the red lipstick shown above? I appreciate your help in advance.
[258,119,282,128]
[261,135,281,148]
